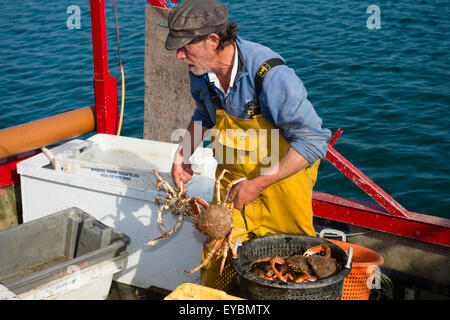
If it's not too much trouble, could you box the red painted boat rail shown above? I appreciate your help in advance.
[90,0,118,134]
[312,190,450,247]
[326,129,409,218]
[314,129,450,247]
[0,152,39,188]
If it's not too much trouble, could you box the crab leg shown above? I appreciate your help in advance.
[203,236,214,247]
[153,170,177,194]
[189,197,209,234]
[155,204,183,236]
[270,257,288,282]
[294,274,317,283]
[250,257,272,267]
[178,181,184,197]
[303,244,331,258]
[227,226,238,258]
[257,271,275,280]
[215,169,230,203]
[147,214,184,246]
[226,201,235,213]
[218,240,229,276]
[217,226,238,276]
[249,256,287,282]
[224,177,247,203]
[156,204,169,225]
[185,239,221,274]
[190,197,209,214]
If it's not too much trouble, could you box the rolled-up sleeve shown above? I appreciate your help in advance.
[260,66,331,165]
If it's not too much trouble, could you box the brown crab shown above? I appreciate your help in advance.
[304,245,339,280]
[251,255,318,283]
[250,243,339,282]
[185,168,246,276]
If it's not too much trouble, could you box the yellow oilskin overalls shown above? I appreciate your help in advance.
[199,107,321,294]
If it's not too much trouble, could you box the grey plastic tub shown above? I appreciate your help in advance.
[0,207,130,296]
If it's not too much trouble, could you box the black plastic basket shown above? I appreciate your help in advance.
[231,234,352,300]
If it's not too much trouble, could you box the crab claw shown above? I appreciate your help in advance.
[294,274,317,283]
[271,257,288,282]
[303,244,331,258]
[189,197,209,219]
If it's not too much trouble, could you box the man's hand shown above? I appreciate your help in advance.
[227,147,311,211]
[171,147,193,191]
[227,178,265,211]
[171,162,193,191]
[170,121,208,191]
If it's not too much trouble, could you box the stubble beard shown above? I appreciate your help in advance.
[191,67,210,76]
[184,58,211,76]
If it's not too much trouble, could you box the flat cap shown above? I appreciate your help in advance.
[165,0,228,50]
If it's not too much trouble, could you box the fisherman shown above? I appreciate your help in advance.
[166,0,331,293]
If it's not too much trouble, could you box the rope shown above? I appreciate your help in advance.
[113,0,125,136]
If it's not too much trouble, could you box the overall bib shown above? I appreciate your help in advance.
[199,109,320,293]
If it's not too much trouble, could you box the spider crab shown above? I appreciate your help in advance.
[250,243,339,282]
[146,170,195,246]
[185,168,246,276]
[147,168,246,277]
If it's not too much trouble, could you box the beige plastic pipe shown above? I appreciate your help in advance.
[0,106,96,160]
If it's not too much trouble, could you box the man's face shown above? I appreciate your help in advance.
[176,39,214,76]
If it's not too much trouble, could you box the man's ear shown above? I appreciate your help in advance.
[207,33,220,50]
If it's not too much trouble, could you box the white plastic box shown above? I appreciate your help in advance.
[48,134,214,190]
[0,207,129,300]
[17,134,218,291]
[0,284,20,300]
[19,256,127,300]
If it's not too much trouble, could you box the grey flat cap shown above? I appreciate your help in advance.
[165,0,228,50]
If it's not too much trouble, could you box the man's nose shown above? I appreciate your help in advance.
[176,48,186,60]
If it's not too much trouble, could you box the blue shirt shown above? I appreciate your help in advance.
[189,36,331,165]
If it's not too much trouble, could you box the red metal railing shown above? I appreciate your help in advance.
[312,191,450,247]
[315,129,450,247]
[0,153,38,188]
[326,129,409,218]
[90,0,118,134]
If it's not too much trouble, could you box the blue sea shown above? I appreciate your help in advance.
[0,1,448,218]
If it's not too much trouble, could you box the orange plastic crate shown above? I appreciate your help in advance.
[325,238,384,300]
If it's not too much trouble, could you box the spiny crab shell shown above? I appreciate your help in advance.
[193,204,233,240]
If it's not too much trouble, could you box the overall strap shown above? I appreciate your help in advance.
[254,58,286,99]
[247,58,285,117]
[204,58,286,115]
[205,81,223,110]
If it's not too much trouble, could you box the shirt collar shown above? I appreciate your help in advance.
[207,43,239,95]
